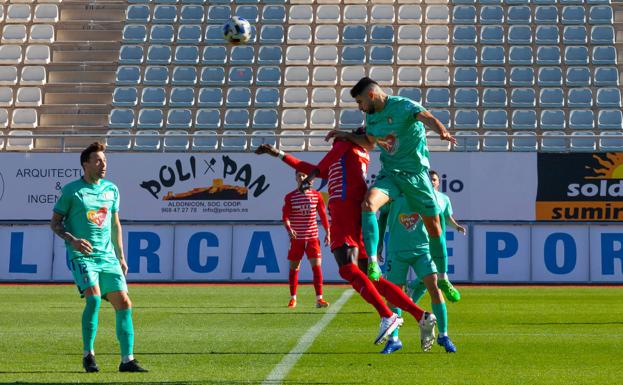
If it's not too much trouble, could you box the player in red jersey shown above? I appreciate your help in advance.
[255,131,436,348]
[282,170,331,309]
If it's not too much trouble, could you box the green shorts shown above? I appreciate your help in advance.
[70,257,127,298]
[373,169,440,217]
[385,250,437,286]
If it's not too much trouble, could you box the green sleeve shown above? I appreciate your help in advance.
[53,187,72,216]
[445,195,453,218]
[406,100,427,124]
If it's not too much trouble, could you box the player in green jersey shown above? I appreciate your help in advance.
[50,142,148,373]
[326,77,457,282]
[378,195,457,354]
[409,170,466,303]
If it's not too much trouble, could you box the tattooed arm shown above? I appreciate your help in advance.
[50,212,93,255]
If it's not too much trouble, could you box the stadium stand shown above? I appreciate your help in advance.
[0,0,621,151]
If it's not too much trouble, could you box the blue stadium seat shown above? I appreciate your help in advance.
[568,88,593,108]
[512,110,537,130]
[480,6,504,24]
[541,131,567,152]
[369,25,394,44]
[342,46,366,65]
[397,88,422,103]
[112,87,138,107]
[480,26,504,44]
[509,67,534,86]
[141,87,167,106]
[257,46,281,65]
[453,88,479,107]
[596,88,622,108]
[561,6,585,24]
[259,25,284,44]
[483,88,507,107]
[452,26,477,44]
[236,5,259,24]
[153,5,178,24]
[598,110,623,130]
[483,110,508,129]
[108,109,135,129]
[536,46,561,65]
[599,132,623,151]
[535,26,559,45]
[144,66,169,85]
[510,88,536,108]
[454,109,479,129]
[425,88,451,107]
[569,132,596,152]
[226,87,251,107]
[594,67,619,86]
[454,131,480,151]
[166,110,192,129]
[137,109,164,129]
[453,46,477,65]
[535,6,558,24]
[564,46,589,65]
[369,46,394,65]
[174,46,199,65]
[343,25,367,45]
[509,46,533,65]
[453,6,477,24]
[483,132,509,151]
[192,130,218,151]
[480,46,505,65]
[540,110,566,130]
[106,130,132,151]
[256,66,281,86]
[563,26,587,44]
[512,131,538,152]
[171,66,197,86]
[197,88,222,107]
[508,25,532,45]
[122,25,147,43]
[481,67,506,86]
[195,109,221,129]
[146,45,172,65]
[134,130,161,152]
[539,88,564,108]
[223,109,250,129]
[569,109,595,129]
[150,25,174,44]
[591,26,615,44]
[119,45,144,64]
[537,67,563,87]
[207,5,231,24]
[254,88,280,107]
[566,66,591,86]
[115,66,140,85]
[592,46,617,65]
[262,5,286,24]
[252,109,279,129]
[430,110,451,129]
[230,46,256,65]
[453,67,478,86]
[204,25,227,43]
[507,6,531,24]
[180,5,204,24]
[228,67,253,85]
[126,5,150,23]
[589,5,613,24]
[339,109,365,129]
[202,46,227,65]
[169,87,195,107]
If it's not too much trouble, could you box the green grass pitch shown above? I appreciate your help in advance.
[0,285,621,385]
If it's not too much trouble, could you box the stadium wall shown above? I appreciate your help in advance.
[1,152,622,284]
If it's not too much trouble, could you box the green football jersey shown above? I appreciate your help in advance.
[434,190,453,233]
[54,178,120,260]
[365,95,430,174]
[382,195,429,255]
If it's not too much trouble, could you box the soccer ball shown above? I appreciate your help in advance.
[223,17,251,45]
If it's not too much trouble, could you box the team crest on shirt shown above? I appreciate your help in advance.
[398,213,420,231]
[377,134,398,154]
[102,191,114,200]
[87,207,108,227]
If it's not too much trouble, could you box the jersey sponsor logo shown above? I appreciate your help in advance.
[377,134,397,154]
[87,207,108,227]
[398,213,420,231]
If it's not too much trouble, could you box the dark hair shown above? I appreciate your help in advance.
[352,126,366,135]
[80,142,105,167]
[429,170,439,179]
[350,77,378,98]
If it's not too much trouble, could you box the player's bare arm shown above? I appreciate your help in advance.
[111,212,128,275]
[254,144,280,157]
[50,212,93,255]
[325,130,376,151]
[447,215,467,235]
[415,110,457,145]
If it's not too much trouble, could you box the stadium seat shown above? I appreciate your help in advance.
[508,25,532,45]
[596,88,622,108]
[2,25,27,44]
[512,131,538,152]
[597,110,623,130]
[112,87,138,107]
[224,109,250,129]
[480,6,504,24]
[454,110,479,129]
[6,130,33,151]
[397,46,422,65]
[207,5,231,24]
[137,109,164,129]
[570,131,596,152]
[510,88,536,108]
[134,130,161,152]
[314,46,338,66]
[561,6,585,24]
[453,46,477,65]
[452,26,476,44]
[119,45,143,65]
[229,67,254,85]
[339,109,364,129]
[226,87,252,108]
[126,5,150,23]
[311,88,336,107]
[279,131,306,151]
[599,132,623,151]
[369,25,394,44]
[569,110,595,129]
[592,46,617,65]
[11,109,37,128]
[105,130,132,151]
[540,110,566,130]
[536,46,561,65]
[236,5,259,24]
[166,109,192,129]
[308,130,332,151]
[252,109,279,129]
[483,110,508,129]
[289,5,313,23]
[425,67,450,86]
[343,25,367,45]
[260,25,284,44]
[249,131,277,150]
[310,109,336,129]
[163,130,190,151]
[568,88,593,108]
[108,109,135,129]
[541,131,567,152]
[256,66,281,86]
[564,46,589,65]
[153,5,178,23]
[566,66,591,87]
[316,5,340,24]
[171,66,197,86]
[454,88,479,108]
[539,88,564,108]
[480,26,504,44]
[398,25,422,44]
[481,67,506,86]
[454,131,480,151]
[537,67,563,87]
[0,67,18,85]
[509,67,534,87]
[483,131,509,151]
[564,26,587,44]
[452,6,476,24]
[371,4,395,23]
[594,67,619,86]
[0,88,13,107]
[195,109,221,129]
[192,130,218,151]
[512,110,538,130]
[425,88,450,107]
[7,5,32,24]
[482,88,507,107]
[397,88,422,103]
[535,6,558,24]
[430,110,451,130]
[262,5,286,24]
[123,25,147,43]
[369,46,394,65]
[591,25,614,44]
[453,67,478,86]
[288,25,312,44]
[398,5,422,24]
[508,47,533,65]
[426,26,449,45]
[180,5,204,23]
[589,6,613,24]
[507,5,531,24]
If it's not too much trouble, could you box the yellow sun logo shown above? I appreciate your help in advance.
[587,153,623,179]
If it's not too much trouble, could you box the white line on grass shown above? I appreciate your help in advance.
[261,288,354,385]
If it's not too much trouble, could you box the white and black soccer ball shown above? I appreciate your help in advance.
[223,16,251,45]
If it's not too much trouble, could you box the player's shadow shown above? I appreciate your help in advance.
[513,321,623,325]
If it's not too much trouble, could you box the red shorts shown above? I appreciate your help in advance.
[328,200,368,259]
[287,238,322,261]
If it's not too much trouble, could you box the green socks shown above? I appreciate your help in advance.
[390,307,402,338]
[429,235,448,262]
[431,302,448,335]
[115,309,135,357]
[362,211,380,260]
[82,295,101,352]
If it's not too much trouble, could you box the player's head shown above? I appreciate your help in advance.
[295,171,307,186]
[429,170,440,191]
[350,77,383,114]
[81,142,107,181]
